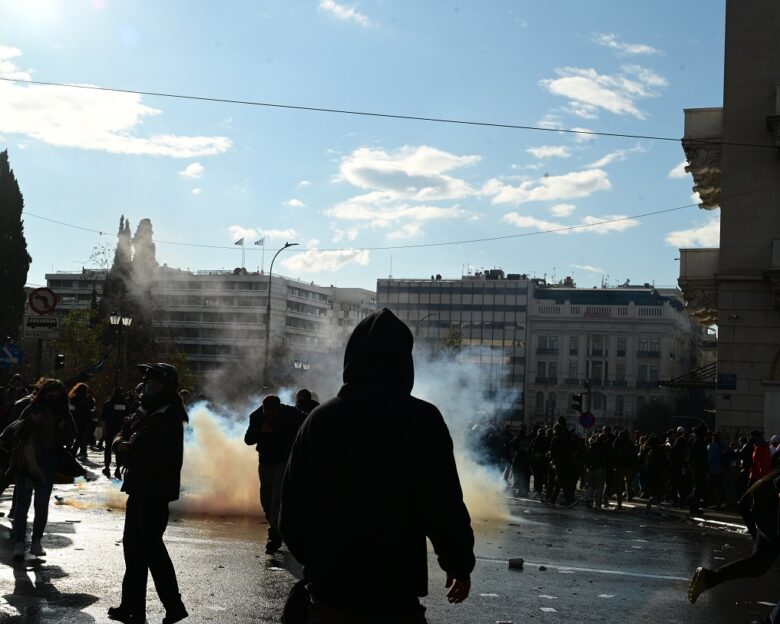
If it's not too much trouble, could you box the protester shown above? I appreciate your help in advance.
[585,433,607,509]
[548,423,577,507]
[2,379,75,560]
[750,431,772,485]
[108,363,188,624]
[68,383,95,461]
[529,427,549,498]
[613,430,636,509]
[101,387,127,478]
[294,388,319,415]
[280,308,474,622]
[244,394,305,554]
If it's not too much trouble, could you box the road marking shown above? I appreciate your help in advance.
[476,556,688,582]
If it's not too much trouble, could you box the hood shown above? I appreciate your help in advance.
[341,308,414,395]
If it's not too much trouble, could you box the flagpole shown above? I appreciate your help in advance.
[261,243,265,274]
[242,240,246,268]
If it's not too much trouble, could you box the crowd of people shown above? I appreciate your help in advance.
[475,416,776,514]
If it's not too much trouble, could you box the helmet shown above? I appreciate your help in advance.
[676,426,686,434]
[137,363,179,388]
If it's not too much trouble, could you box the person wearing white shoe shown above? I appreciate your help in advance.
[5,379,76,558]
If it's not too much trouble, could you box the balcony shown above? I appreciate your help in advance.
[636,380,660,388]
[536,347,559,355]
[637,350,661,358]
[678,248,720,325]
[564,378,580,386]
[534,377,559,385]
[682,107,723,209]
[608,380,628,387]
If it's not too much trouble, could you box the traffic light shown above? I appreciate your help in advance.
[55,354,65,369]
[571,393,583,412]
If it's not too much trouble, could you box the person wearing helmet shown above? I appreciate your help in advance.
[108,363,188,624]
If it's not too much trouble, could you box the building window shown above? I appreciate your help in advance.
[615,395,624,415]
[638,364,648,382]
[570,336,579,355]
[638,337,649,352]
[592,392,606,411]
[589,335,605,356]
[535,391,545,410]
[538,336,548,349]
[649,338,660,353]
[649,365,659,383]
[568,362,578,381]
[549,336,559,350]
[637,395,646,413]
[537,361,547,378]
[591,361,603,382]
[616,362,626,382]
[548,362,558,380]
[617,337,626,357]
[547,392,557,414]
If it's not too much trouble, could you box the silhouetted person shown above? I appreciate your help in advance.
[68,383,95,461]
[295,388,319,415]
[281,308,475,622]
[101,387,127,478]
[244,394,305,554]
[108,363,188,624]
[3,379,75,559]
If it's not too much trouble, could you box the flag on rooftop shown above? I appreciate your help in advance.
[234,238,244,246]
[254,238,265,246]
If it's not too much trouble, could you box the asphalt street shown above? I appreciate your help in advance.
[0,454,775,624]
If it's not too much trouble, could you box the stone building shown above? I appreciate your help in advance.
[678,0,780,434]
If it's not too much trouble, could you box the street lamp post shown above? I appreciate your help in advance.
[263,242,299,385]
[109,313,133,387]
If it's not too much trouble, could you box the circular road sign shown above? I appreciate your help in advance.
[28,287,58,315]
[579,411,596,429]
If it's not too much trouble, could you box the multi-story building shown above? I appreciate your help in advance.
[526,284,703,429]
[677,0,780,434]
[45,268,376,377]
[377,270,530,422]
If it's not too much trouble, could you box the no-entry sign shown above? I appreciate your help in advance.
[579,411,595,429]
[28,287,58,315]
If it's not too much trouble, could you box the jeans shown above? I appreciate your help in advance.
[586,466,605,507]
[121,495,183,615]
[12,453,57,543]
[260,462,285,542]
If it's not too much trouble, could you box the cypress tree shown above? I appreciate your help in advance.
[0,150,31,340]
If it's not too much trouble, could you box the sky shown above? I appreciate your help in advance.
[0,0,726,291]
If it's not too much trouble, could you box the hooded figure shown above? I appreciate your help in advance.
[280,308,475,622]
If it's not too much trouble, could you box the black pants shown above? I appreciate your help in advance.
[104,430,120,469]
[121,495,183,615]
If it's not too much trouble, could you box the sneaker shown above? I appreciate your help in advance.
[265,539,282,555]
[12,542,25,561]
[114,469,122,480]
[688,566,711,604]
[107,605,142,622]
[29,541,46,557]
[102,467,111,477]
[163,604,189,623]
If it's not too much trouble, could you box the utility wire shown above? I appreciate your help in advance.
[0,76,771,150]
[24,203,697,253]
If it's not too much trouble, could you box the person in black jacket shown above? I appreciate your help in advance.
[108,363,188,624]
[280,308,475,622]
[244,394,305,554]
[101,387,127,478]
[295,388,320,416]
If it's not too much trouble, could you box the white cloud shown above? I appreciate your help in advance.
[537,114,564,130]
[287,198,306,208]
[0,47,231,157]
[387,222,424,239]
[593,33,662,56]
[331,226,359,242]
[179,162,204,179]
[282,248,370,273]
[668,160,689,179]
[229,225,257,240]
[191,188,202,195]
[586,144,644,168]
[571,263,604,273]
[526,145,572,159]
[540,65,667,119]
[297,180,311,188]
[337,145,481,201]
[571,127,597,143]
[550,203,576,217]
[665,217,720,247]
[326,200,470,228]
[261,228,298,240]
[503,212,639,235]
[487,168,611,205]
[318,0,370,27]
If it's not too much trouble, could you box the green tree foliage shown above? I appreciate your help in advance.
[0,150,31,340]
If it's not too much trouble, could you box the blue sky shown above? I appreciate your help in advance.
[0,0,725,290]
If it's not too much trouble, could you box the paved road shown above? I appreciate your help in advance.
[0,459,775,623]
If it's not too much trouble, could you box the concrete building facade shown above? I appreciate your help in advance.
[678,0,780,434]
[45,268,376,376]
[526,286,703,429]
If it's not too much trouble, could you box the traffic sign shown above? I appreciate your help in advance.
[28,287,58,315]
[0,343,23,369]
[23,313,60,339]
[579,411,595,429]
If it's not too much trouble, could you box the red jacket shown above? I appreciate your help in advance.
[750,441,772,481]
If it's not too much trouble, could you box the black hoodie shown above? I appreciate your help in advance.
[280,308,475,617]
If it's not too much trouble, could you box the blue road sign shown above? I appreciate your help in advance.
[579,411,595,429]
[0,343,23,369]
